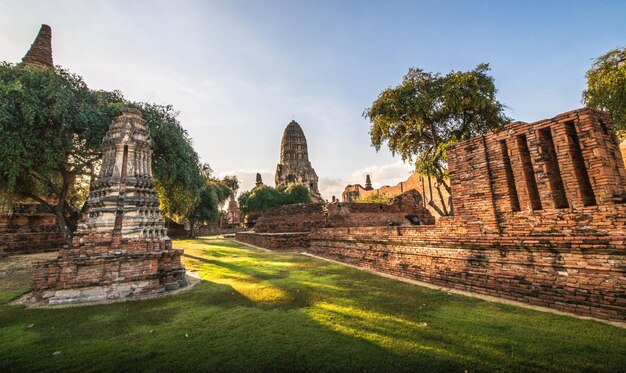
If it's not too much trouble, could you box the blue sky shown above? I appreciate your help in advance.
[1,1,624,199]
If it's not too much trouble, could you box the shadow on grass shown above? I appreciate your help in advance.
[0,237,624,372]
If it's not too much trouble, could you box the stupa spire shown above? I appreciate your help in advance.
[22,24,54,69]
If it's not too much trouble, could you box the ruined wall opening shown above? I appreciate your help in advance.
[500,140,521,212]
[538,128,569,208]
[516,134,542,210]
[564,121,596,206]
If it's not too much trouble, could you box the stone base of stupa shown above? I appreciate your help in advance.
[31,232,187,306]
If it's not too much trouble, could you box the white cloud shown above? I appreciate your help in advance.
[350,160,414,188]
[217,169,274,197]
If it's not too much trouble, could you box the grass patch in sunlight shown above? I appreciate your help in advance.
[0,237,624,372]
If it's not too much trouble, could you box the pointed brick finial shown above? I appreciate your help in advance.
[365,174,372,190]
[22,24,54,69]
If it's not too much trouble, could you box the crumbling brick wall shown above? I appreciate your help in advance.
[0,213,64,255]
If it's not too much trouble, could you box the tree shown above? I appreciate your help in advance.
[583,47,626,133]
[364,64,508,216]
[221,175,240,199]
[245,185,284,214]
[0,63,203,242]
[238,184,311,219]
[280,184,312,205]
[186,170,239,238]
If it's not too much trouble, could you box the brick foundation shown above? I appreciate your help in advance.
[32,232,187,305]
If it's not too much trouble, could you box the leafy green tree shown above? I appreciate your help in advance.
[221,175,240,199]
[0,64,117,241]
[583,47,626,133]
[245,185,284,214]
[0,63,203,242]
[281,184,312,205]
[238,190,251,216]
[186,170,239,238]
[238,184,311,221]
[364,64,508,216]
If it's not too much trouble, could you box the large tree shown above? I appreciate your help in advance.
[583,47,626,133]
[0,63,202,242]
[238,184,311,217]
[364,64,509,216]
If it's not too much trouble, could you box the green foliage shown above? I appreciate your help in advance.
[239,184,312,216]
[355,193,392,204]
[186,174,239,237]
[364,64,508,215]
[280,184,312,205]
[365,64,508,181]
[221,175,240,199]
[583,47,626,132]
[245,185,285,214]
[0,63,119,239]
[0,238,624,371]
[136,102,203,222]
[238,190,251,215]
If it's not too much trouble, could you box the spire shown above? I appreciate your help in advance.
[255,173,263,187]
[22,24,54,69]
[365,174,373,190]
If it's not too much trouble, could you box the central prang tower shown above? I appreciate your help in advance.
[275,120,323,202]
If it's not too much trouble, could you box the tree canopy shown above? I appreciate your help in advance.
[364,64,508,215]
[583,47,626,133]
[0,63,203,241]
[238,183,312,216]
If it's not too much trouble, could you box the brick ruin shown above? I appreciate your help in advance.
[31,109,187,305]
[307,108,626,321]
[275,120,324,202]
[226,197,241,226]
[236,190,434,251]
[0,25,64,256]
[342,172,450,217]
[21,24,54,69]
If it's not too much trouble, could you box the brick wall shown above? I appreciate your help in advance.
[236,231,310,251]
[308,108,626,321]
[0,213,64,255]
[308,223,625,321]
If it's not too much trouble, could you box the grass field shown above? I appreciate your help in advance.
[0,237,624,372]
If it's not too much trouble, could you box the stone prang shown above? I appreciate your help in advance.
[79,107,166,239]
[275,120,323,202]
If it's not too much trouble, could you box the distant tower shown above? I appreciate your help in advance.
[365,174,373,190]
[226,196,241,225]
[22,24,54,69]
[255,173,263,187]
[275,120,323,202]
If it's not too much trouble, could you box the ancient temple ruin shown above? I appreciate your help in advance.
[31,108,187,305]
[21,24,54,69]
[275,120,324,202]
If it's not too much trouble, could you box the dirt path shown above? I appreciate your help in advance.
[0,252,57,301]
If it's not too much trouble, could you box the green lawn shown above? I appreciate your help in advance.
[0,237,624,372]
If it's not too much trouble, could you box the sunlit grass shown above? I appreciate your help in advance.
[0,236,624,372]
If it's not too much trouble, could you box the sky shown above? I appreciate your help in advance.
[1,0,624,200]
